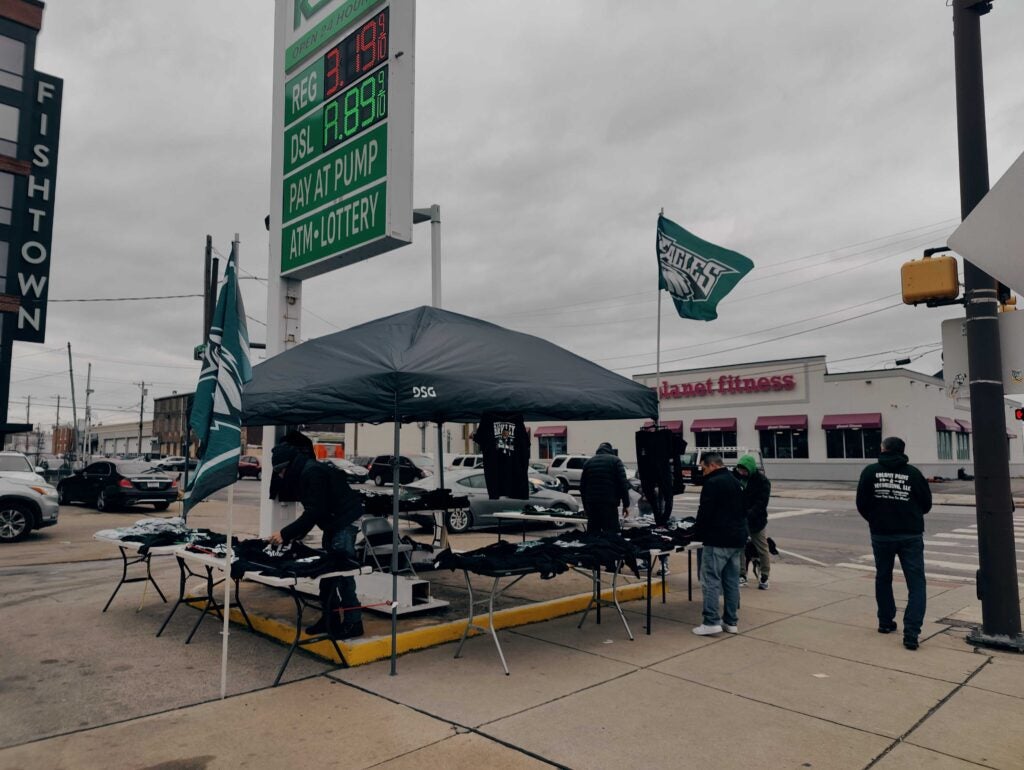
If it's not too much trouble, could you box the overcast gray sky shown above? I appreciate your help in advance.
[12,0,1024,433]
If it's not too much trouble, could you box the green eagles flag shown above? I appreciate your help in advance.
[183,243,252,515]
[657,214,754,321]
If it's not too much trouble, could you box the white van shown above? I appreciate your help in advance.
[449,454,484,470]
[678,447,764,486]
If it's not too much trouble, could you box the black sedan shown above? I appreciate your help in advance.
[57,460,179,512]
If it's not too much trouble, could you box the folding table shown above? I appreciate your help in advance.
[94,534,177,612]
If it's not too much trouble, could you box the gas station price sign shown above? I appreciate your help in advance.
[273,0,414,280]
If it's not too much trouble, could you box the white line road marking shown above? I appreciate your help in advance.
[922,540,969,547]
[776,548,829,566]
[836,562,978,583]
[768,508,828,521]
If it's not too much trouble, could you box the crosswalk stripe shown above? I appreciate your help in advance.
[768,508,828,521]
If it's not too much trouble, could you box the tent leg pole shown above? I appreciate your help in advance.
[390,411,400,676]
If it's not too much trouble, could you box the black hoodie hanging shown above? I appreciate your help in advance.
[474,413,530,500]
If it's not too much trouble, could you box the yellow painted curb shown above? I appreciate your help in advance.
[191,578,665,667]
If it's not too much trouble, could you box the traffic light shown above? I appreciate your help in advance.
[1015,407,1024,421]
[901,248,960,306]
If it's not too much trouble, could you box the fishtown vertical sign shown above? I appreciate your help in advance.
[11,71,61,341]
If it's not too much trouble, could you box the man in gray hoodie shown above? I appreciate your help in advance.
[856,436,932,650]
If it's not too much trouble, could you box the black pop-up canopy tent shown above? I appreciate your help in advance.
[241,305,658,671]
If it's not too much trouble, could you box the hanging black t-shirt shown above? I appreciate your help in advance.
[474,413,530,500]
[636,428,687,525]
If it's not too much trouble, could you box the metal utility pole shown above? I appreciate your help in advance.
[23,395,30,453]
[136,381,147,457]
[953,0,1023,650]
[67,343,78,462]
[83,363,93,461]
[204,235,214,339]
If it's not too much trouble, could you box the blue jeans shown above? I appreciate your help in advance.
[700,546,743,626]
[324,526,360,625]
[871,534,926,639]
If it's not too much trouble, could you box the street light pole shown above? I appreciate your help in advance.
[952,0,1024,650]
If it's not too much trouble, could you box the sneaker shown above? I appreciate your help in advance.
[878,622,898,634]
[332,621,365,640]
[660,565,671,576]
[903,636,919,651]
[723,623,739,634]
[692,624,723,636]
[739,575,748,587]
[758,578,770,590]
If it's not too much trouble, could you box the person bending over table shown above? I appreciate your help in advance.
[268,431,366,640]
[580,442,631,533]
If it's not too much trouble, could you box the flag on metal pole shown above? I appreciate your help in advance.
[184,241,252,515]
[657,214,754,321]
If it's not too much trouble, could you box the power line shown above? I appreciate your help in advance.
[49,293,203,302]
[592,293,902,364]
[610,302,906,373]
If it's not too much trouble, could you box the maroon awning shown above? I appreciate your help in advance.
[755,415,808,431]
[821,413,882,430]
[691,418,737,433]
[935,416,959,432]
[955,419,972,434]
[534,425,567,437]
[642,419,683,432]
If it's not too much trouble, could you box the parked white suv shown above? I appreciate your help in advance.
[546,454,591,492]
[0,476,59,542]
[0,451,47,485]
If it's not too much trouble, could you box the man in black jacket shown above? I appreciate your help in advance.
[692,453,748,636]
[580,442,631,533]
[856,436,932,650]
[269,432,366,639]
[734,454,772,589]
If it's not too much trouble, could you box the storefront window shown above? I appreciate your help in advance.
[956,432,970,461]
[538,435,566,460]
[759,429,808,460]
[937,430,953,460]
[695,430,737,458]
[826,428,881,459]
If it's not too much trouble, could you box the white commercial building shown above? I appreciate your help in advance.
[346,355,1024,481]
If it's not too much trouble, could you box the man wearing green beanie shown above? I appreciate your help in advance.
[734,454,772,589]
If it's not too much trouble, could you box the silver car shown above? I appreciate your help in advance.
[0,477,59,542]
[406,469,579,533]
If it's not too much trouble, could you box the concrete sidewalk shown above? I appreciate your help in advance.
[2,560,1022,769]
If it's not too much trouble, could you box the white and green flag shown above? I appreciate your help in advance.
[657,214,754,321]
[184,243,252,515]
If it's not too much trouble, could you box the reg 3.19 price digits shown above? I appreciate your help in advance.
[323,8,389,99]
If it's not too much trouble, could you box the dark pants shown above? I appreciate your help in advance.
[640,479,674,526]
[321,526,361,627]
[586,503,619,534]
[871,534,926,639]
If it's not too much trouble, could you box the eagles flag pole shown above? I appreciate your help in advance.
[183,234,251,699]
[656,209,664,426]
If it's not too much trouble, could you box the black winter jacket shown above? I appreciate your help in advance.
[580,446,630,510]
[280,459,365,544]
[693,467,748,548]
[739,470,771,533]
[856,452,932,535]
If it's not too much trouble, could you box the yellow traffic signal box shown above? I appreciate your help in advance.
[901,254,959,305]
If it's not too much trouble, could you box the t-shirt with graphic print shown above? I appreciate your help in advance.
[474,413,530,500]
